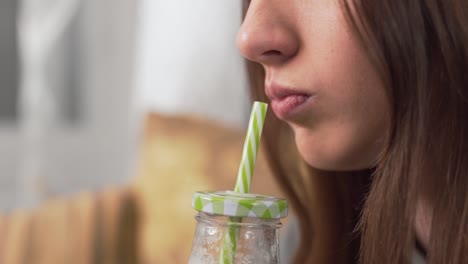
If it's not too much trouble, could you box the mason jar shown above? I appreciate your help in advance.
[188,191,288,264]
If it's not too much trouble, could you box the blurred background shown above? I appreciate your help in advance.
[0,0,285,263]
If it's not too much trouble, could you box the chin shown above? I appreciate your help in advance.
[291,124,383,171]
[295,137,375,172]
[300,152,373,171]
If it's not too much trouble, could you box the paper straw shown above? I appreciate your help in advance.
[218,216,241,264]
[219,101,268,264]
[234,101,268,193]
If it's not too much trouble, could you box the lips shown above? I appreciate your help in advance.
[265,83,313,120]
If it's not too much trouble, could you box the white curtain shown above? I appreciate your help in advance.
[0,0,139,210]
[17,0,82,209]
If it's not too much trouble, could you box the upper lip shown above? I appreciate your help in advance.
[265,82,312,101]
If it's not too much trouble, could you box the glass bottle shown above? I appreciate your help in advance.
[188,191,288,264]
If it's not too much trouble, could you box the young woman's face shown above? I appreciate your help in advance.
[237,0,390,170]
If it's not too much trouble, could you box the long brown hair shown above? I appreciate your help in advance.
[243,0,468,263]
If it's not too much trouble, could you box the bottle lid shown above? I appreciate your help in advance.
[192,191,288,219]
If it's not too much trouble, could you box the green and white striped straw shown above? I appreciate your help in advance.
[219,101,268,264]
[234,101,268,193]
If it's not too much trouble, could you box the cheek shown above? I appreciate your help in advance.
[294,44,390,170]
[287,1,390,170]
[293,77,390,171]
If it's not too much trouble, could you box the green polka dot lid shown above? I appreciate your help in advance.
[192,190,288,219]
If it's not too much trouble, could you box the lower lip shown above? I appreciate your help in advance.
[271,94,312,120]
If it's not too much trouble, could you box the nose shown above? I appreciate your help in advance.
[236,2,299,66]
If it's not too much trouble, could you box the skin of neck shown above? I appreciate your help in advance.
[415,198,432,251]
